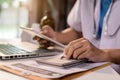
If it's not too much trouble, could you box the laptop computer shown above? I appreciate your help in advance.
[0,43,62,60]
[0,26,65,60]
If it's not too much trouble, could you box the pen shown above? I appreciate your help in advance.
[60,56,66,59]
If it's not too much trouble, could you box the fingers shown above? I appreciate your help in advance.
[33,25,55,48]
[41,25,50,34]
[39,39,55,47]
[41,25,55,38]
[33,36,41,41]
[33,36,38,40]
[42,25,53,31]
[33,36,55,47]
[77,47,90,59]
[72,46,87,59]
[64,38,87,59]
[64,37,105,62]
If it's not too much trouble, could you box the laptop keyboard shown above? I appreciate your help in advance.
[0,44,61,60]
[0,44,29,55]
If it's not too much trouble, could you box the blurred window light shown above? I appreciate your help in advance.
[13,0,28,8]
[12,0,19,8]
[0,0,29,39]
[1,2,9,9]
[19,0,28,3]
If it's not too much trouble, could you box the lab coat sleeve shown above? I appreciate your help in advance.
[67,0,82,32]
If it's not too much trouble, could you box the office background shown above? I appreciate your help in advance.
[0,0,76,39]
[28,0,76,31]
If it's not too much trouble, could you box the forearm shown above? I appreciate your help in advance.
[55,28,82,44]
[104,49,120,64]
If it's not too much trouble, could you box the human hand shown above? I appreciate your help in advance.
[64,38,109,62]
[33,25,56,48]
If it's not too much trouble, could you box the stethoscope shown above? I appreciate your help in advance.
[93,0,115,39]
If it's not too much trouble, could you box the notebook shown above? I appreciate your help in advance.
[0,43,60,60]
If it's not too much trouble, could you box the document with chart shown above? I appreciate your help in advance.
[0,55,110,78]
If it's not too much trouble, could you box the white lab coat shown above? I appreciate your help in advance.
[67,0,120,73]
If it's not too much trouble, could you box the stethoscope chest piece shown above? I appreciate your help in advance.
[104,25,108,36]
[92,33,97,39]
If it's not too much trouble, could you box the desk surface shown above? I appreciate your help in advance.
[0,41,120,80]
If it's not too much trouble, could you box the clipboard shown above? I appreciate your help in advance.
[20,26,66,48]
[0,64,49,80]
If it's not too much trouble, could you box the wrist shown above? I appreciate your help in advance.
[55,32,63,43]
[103,49,111,62]
[54,32,59,41]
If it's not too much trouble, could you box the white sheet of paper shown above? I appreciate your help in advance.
[73,66,120,80]
[0,70,28,80]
